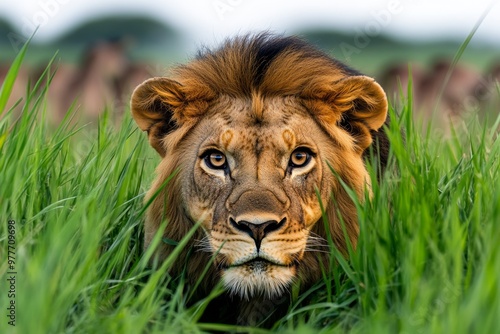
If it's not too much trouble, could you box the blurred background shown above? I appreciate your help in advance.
[1,0,499,127]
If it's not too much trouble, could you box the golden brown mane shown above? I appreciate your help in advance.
[174,34,355,97]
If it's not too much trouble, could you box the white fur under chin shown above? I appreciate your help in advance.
[222,264,295,300]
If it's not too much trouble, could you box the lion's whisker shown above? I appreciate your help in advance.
[303,248,331,254]
[194,236,214,253]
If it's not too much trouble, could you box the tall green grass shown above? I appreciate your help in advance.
[1,44,499,333]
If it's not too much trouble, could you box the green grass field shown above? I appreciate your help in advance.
[1,41,499,334]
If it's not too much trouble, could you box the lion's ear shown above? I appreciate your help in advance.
[334,76,387,129]
[333,76,388,151]
[309,75,388,152]
[131,77,185,157]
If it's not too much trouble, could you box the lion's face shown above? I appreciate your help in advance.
[183,97,341,298]
[131,34,388,305]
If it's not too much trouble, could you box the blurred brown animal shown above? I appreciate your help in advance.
[417,60,483,120]
[2,41,151,123]
[379,59,493,132]
[55,42,129,121]
[42,41,155,123]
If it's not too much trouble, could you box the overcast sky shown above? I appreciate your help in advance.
[1,0,499,48]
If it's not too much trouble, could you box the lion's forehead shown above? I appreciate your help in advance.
[201,99,319,154]
[220,128,285,151]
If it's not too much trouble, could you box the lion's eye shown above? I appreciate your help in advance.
[203,151,228,170]
[289,148,312,168]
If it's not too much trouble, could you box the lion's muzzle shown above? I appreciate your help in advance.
[227,188,289,250]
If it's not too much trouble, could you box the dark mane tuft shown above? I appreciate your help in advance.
[173,33,360,98]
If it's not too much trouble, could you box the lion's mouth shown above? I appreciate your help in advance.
[221,256,298,299]
[225,257,296,270]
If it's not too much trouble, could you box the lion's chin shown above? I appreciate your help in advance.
[221,260,296,300]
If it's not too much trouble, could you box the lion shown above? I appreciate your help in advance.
[131,33,389,325]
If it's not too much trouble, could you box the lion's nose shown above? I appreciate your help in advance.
[229,217,286,251]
